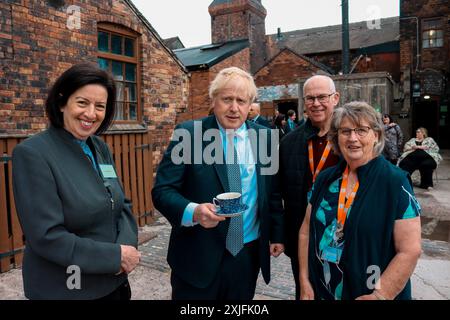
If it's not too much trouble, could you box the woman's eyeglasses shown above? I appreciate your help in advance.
[338,126,372,137]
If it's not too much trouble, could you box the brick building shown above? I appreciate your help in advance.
[173,0,401,122]
[0,0,189,168]
[254,48,332,117]
[172,0,262,122]
[400,0,450,148]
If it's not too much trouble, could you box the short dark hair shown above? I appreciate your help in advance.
[383,114,393,123]
[45,62,117,135]
[274,114,286,127]
[287,109,296,117]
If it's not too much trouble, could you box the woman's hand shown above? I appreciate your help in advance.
[355,293,379,300]
[120,245,141,274]
[300,280,315,300]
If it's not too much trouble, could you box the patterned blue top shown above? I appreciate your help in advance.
[308,175,421,300]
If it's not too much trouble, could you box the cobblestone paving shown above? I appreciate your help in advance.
[139,215,296,300]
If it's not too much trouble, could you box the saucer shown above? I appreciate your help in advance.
[215,203,249,217]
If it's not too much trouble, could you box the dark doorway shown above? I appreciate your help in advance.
[413,100,439,143]
[276,99,298,118]
[438,100,450,149]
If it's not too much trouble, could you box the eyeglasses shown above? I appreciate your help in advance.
[338,126,372,137]
[303,93,335,105]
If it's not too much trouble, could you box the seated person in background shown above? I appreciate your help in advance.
[398,127,442,190]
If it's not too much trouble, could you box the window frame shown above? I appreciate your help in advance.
[421,18,444,49]
[97,23,141,124]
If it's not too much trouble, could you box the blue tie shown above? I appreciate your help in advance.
[225,134,244,256]
[76,140,98,172]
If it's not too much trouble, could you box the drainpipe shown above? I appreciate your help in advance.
[400,16,420,72]
[342,0,350,74]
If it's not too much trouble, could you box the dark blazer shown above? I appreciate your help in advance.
[12,126,138,299]
[278,120,319,257]
[152,115,284,288]
[253,115,271,128]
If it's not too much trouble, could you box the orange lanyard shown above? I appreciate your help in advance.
[308,140,332,183]
[337,166,359,227]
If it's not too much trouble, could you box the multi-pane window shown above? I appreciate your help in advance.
[97,25,139,121]
[422,18,444,48]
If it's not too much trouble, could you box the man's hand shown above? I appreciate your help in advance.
[270,243,284,257]
[193,203,226,228]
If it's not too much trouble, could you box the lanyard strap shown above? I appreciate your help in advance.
[308,140,332,183]
[337,166,359,227]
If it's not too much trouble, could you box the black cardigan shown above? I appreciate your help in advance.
[308,156,414,300]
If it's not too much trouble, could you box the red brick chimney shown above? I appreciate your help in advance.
[209,0,267,73]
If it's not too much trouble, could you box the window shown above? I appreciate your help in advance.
[422,18,444,49]
[97,25,139,121]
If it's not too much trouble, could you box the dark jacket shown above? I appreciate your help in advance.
[308,156,414,299]
[152,115,284,288]
[253,115,272,128]
[12,126,138,299]
[278,119,319,257]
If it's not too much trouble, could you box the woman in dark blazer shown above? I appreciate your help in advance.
[12,63,140,300]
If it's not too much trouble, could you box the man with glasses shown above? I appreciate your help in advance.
[278,75,341,299]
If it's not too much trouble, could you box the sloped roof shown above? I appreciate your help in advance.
[174,39,249,71]
[164,37,185,50]
[269,16,399,55]
[255,47,334,75]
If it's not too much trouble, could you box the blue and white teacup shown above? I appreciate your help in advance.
[213,192,242,214]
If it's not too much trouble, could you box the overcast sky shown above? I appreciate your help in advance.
[131,0,399,48]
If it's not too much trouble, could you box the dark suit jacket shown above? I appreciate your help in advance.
[12,126,138,299]
[152,116,284,288]
[253,115,271,128]
[278,120,319,257]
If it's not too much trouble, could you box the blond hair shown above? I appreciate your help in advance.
[209,67,257,103]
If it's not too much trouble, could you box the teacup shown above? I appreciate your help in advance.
[213,192,242,214]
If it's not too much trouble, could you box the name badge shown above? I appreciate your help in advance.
[99,164,117,178]
[321,246,343,264]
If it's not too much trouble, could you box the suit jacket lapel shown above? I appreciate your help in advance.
[247,121,265,215]
[206,116,229,192]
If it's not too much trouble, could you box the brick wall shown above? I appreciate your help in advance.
[209,0,266,73]
[401,0,450,73]
[255,49,321,87]
[0,0,189,170]
[354,52,400,81]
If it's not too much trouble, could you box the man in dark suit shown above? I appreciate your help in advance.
[152,67,284,300]
[284,109,298,134]
[279,75,341,299]
[248,102,272,128]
